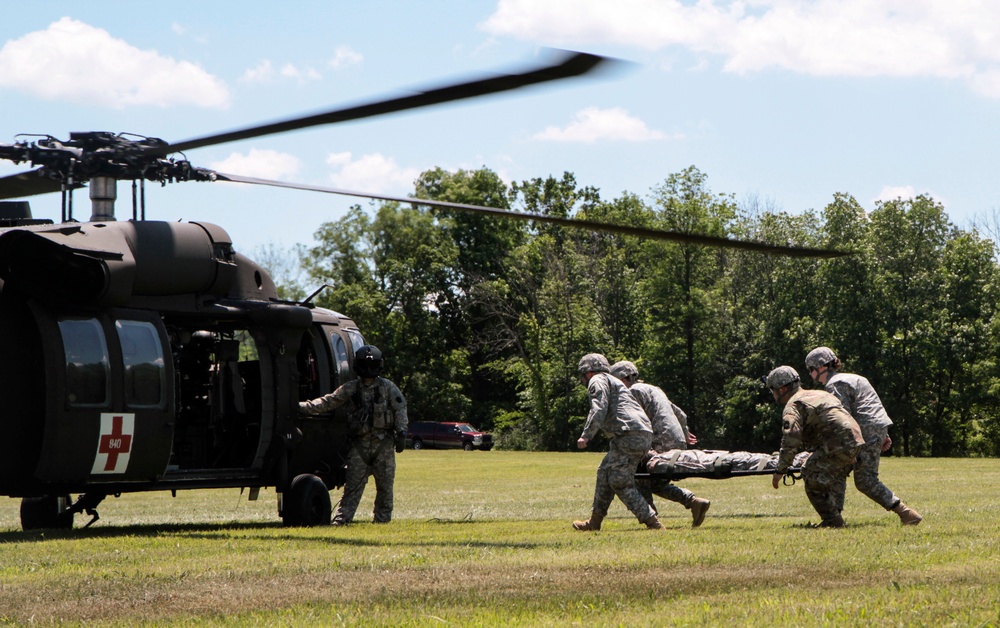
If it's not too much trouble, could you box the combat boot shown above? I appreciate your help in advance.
[892,502,923,525]
[817,514,845,528]
[572,513,603,531]
[644,516,666,530]
[689,497,711,528]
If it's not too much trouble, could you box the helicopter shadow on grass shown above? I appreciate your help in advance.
[0,519,548,550]
[0,520,285,543]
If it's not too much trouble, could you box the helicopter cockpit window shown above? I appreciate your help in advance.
[59,318,110,407]
[116,320,166,408]
[345,329,365,355]
[331,333,350,384]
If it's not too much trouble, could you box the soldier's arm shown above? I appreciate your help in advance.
[580,377,610,441]
[775,403,804,472]
[298,385,349,415]
[387,380,408,432]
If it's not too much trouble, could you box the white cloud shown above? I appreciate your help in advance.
[280,63,322,82]
[329,45,363,70]
[874,185,918,204]
[242,60,275,83]
[242,60,322,84]
[532,107,672,143]
[482,0,1000,97]
[210,149,301,180]
[326,152,420,193]
[0,17,229,109]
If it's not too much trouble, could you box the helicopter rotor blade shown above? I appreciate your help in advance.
[157,51,616,156]
[0,169,70,200]
[212,172,847,258]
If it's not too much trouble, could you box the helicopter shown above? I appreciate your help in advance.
[0,50,842,532]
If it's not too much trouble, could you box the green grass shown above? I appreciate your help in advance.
[0,451,998,626]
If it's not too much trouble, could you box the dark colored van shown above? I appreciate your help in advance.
[406,422,493,451]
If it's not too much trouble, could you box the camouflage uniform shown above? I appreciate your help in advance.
[825,372,899,510]
[299,377,407,524]
[580,373,656,524]
[777,388,864,526]
[628,382,697,509]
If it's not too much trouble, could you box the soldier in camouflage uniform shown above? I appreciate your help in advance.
[573,353,664,531]
[805,347,922,525]
[299,345,407,525]
[610,361,711,527]
[766,365,864,528]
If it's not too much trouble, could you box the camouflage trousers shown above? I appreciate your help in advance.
[334,432,396,524]
[590,431,656,524]
[854,425,899,510]
[801,445,861,525]
[636,477,695,513]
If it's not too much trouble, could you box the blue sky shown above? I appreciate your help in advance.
[3,1,1000,256]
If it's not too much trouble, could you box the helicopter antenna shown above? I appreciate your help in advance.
[300,284,332,306]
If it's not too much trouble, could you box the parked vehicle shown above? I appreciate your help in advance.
[406,422,493,451]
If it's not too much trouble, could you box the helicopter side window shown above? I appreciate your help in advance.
[116,320,166,408]
[59,318,110,407]
[345,329,365,355]
[330,333,350,386]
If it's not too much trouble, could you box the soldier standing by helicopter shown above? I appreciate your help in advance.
[299,345,408,525]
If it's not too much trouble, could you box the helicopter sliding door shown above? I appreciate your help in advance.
[32,308,175,484]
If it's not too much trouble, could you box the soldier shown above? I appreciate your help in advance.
[610,361,711,527]
[573,353,665,531]
[766,365,864,528]
[299,345,407,525]
[805,347,922,525]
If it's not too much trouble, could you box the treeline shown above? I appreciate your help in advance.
[292,165,1000,456]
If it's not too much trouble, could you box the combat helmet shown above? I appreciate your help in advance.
[805,346,838,370]
[765,365,800,391]
[610,360,639,381]
[578,353,610,374]
[353,345,384,378]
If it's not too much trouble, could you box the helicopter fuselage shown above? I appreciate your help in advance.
[0,217,358,528]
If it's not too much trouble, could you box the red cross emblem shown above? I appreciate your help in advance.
[92,413,135,474]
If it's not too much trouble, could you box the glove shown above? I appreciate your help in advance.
[395,430,406,453]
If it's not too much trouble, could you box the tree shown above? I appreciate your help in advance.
[642,167,737,441]
[303,202,471,423]
[865,196,952,455]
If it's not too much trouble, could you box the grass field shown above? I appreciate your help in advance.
[0,451,998,626]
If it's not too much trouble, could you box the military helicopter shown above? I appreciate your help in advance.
[0,50,841,532]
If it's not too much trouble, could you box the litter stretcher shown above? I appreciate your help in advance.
[637,449,811,482]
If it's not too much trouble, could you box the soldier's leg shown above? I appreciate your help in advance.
[853,426,899,510]
[371,437,396,523]
[649,479,694,507]
[635,477,657,513]
[590,453,617,518]
[606,432,656,525]
[801,452,847,527]
[574,452,617,530]
[333,444,372,524]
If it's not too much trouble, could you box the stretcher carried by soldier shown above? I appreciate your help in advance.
[639,449,811,481]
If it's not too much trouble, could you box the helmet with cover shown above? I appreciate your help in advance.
[805,346,838,370]
[578,353,610,374]
[765,365,801,391]
[610,360,639,381]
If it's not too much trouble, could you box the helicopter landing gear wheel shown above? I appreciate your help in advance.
[282,474,332,527]
[20,495,74,531]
